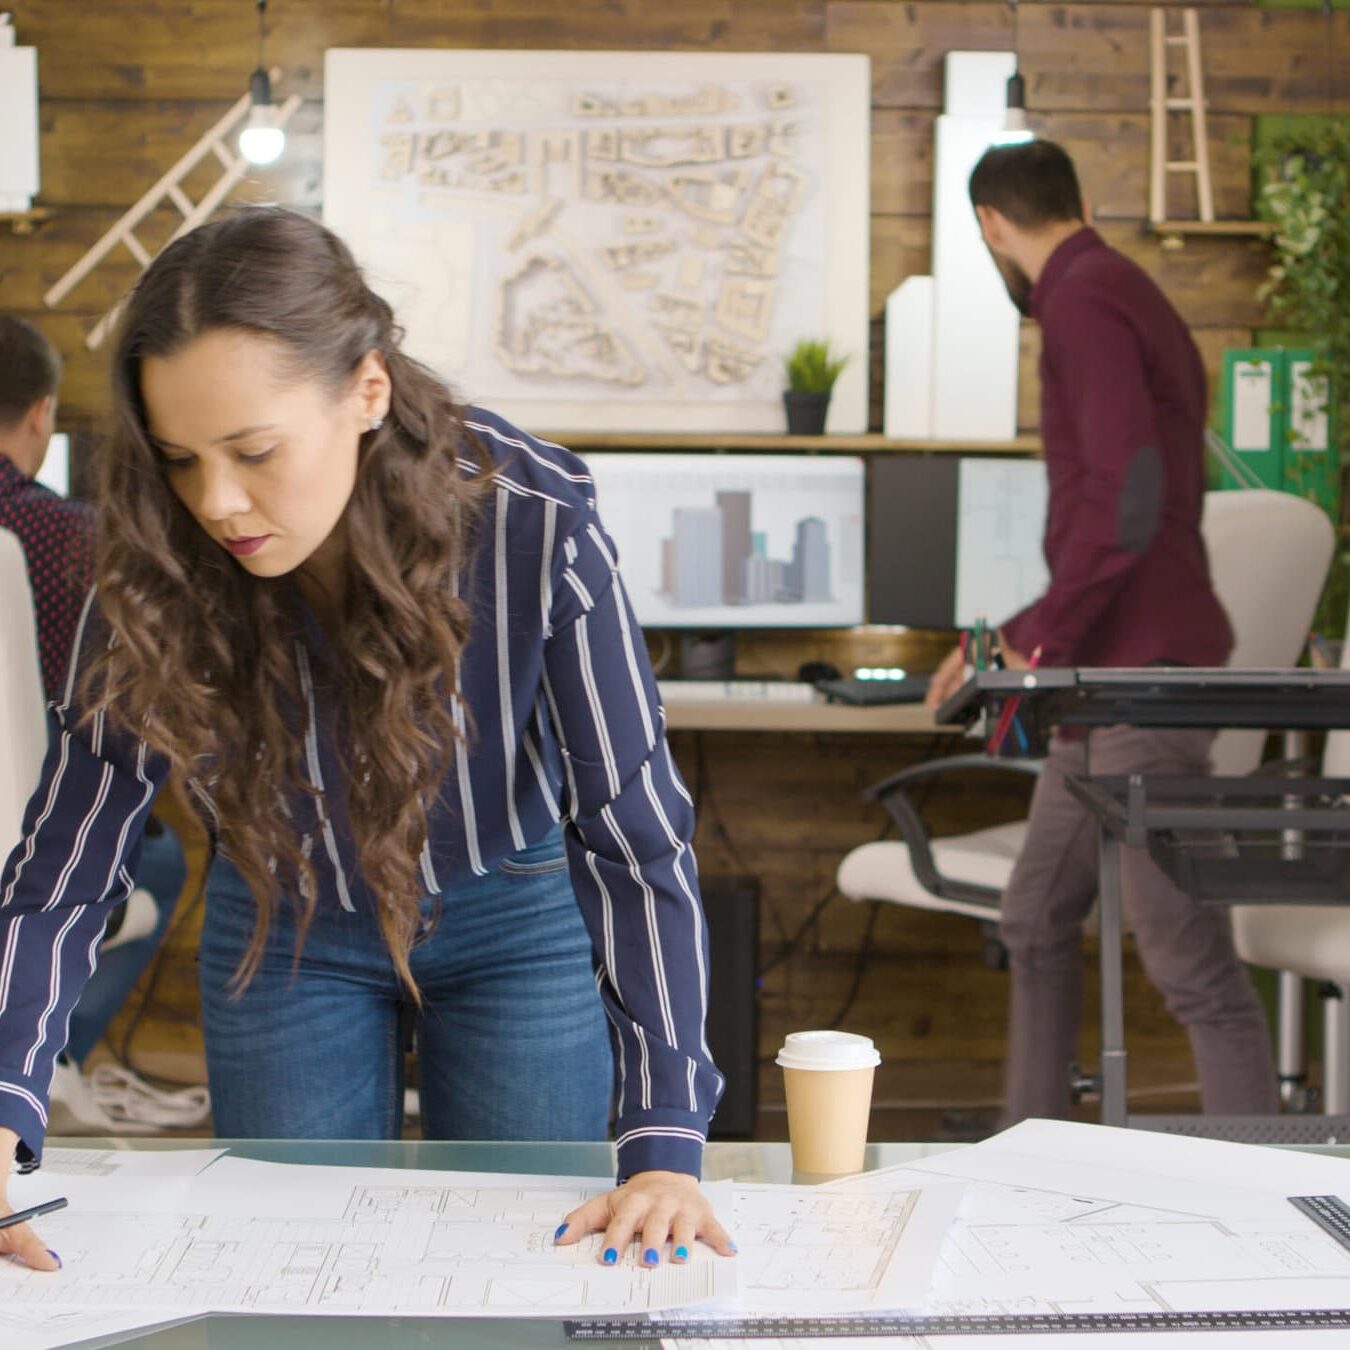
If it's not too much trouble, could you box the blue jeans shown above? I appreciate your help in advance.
[199,831,614,1140]
[65,823,187,1066]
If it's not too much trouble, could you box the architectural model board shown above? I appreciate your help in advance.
[323,50,870,434]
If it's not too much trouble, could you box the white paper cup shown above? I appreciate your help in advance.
[776,1031,880,1175]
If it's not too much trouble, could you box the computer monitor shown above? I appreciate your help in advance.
[868,456,1048,630]
[585,453,866,630]
[35,432,69,497]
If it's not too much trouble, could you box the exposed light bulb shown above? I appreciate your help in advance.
[997,71,1035,146]
[239,68,285,165]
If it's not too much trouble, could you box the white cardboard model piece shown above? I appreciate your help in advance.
[0,14,40,213]
[883,51,1021,443]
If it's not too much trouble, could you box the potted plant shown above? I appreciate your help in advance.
[1255,118,1350,637]
[783,338,849,436]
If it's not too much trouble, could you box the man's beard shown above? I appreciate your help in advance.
[991,252,1034,317]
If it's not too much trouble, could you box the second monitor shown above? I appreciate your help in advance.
[868,455,1048,631]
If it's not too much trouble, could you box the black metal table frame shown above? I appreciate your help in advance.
[937,668,1350,1141]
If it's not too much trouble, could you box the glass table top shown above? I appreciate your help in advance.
[39,1136,1350,1348]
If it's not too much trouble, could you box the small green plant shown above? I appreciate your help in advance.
[784,338,849,395]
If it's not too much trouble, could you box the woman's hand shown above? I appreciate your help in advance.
[554,1170,736,1266]
[0,1127,60,1271]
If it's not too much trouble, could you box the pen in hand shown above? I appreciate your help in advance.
[0,1196,68,1231]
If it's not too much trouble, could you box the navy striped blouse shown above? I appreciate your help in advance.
[0,408,723,1177]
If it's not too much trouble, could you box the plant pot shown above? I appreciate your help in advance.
[783,391,830,436]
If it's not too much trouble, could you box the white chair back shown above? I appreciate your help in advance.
[1200,490,1335,776]
[0,528,48,863]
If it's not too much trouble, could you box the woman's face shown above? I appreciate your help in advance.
[140,329,388,581]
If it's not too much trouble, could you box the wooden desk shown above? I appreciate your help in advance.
[660,686,953,734]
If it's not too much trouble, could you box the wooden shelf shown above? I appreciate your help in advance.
[538,431,1042,454]
[0,207,54,235]
[1148,219,1275,244]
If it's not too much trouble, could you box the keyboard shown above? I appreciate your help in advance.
[815,674,932,706]
[658,680,820,703]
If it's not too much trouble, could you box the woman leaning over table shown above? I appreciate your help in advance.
[0,207,731,1272]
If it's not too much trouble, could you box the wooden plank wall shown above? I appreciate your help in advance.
[4,0,1339,1127]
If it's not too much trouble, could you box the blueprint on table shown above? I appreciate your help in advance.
[3,1159,731,1318]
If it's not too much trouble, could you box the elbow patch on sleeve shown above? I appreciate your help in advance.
[1118,444,1163,553]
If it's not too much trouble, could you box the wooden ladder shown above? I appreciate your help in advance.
[1149,7,1215,226]
[43,69,301,350]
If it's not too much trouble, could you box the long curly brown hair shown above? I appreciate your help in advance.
[86,207,489,994]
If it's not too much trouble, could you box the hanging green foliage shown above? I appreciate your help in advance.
[1254,119,1350,638]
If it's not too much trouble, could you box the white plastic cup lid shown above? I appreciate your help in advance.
[775,1030,881,1072]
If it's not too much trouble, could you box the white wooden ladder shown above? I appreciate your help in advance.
[44,69,301,350]
[1149,8,1215,227]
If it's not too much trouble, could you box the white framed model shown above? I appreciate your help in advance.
[323,48,871,434]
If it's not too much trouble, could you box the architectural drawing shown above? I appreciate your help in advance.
[0,1169,730,1318]
[324,50,870,432]
[818,1122,1350,1328]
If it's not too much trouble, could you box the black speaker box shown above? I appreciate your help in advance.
[701,873,760,1138]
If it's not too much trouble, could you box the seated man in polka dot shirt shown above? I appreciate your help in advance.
[0,315,189,1121]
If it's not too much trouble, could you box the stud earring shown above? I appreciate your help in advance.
[369,415,384,431]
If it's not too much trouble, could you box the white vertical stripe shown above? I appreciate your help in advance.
[41,765,114,912]
[540,499,557,639]
[601,801,678,1049]
[1,734,72,909]
[96,738,155,908]
[540,677,579,819]
[520,725,560,823]
[450,687,486,876]
[0,916,22,1016]
[634,1022,653,1111]
[640,763,715,1075]
[574,618,620,798]
[607,568,655,752]
[662,738,694,808]
[419,841,440,895]
[59,587,98,711]
[594,966,628,1116]
[494,488,526,851]
[24,906,86,1075]
[585,850,621,1007]
[295,644,355,912]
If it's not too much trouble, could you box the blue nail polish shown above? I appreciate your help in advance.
[643,1247,660,1265]
[554,1223,568,1242]
[674,1245,689,1260]
[47,1249,62,1269]
[602,1248,618,1265]
[729,1239,739,1253]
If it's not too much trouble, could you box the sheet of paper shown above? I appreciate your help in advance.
[706,1181,962,1315]
[33,1147,227,1178]
[805,1121,1350,1324]
[0,1306,206,1350]
[0,1159,735,1318]
[900,1118,1350,1220]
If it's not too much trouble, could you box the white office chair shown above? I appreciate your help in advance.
[837,489,1336,967]
[0,527,48,862]
[1231,612,1350,1112]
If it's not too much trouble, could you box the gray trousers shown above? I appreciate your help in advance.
[1000,725,1279,1124]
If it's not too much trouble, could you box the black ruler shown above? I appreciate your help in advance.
[1290,1194,1350,1251]
[565,1309,1350,1340]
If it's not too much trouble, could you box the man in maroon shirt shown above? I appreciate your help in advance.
[927,142,1278,1122]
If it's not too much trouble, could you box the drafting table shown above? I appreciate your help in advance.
[938,667,1350,1139]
